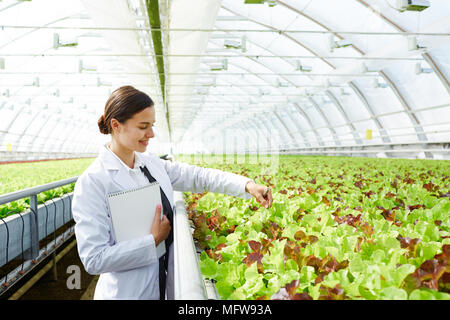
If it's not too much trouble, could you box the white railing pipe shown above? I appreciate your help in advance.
[173,191,208,300]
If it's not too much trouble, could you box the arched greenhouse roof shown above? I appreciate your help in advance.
[0,0,449,160]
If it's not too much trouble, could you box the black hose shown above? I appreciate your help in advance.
[68,193,73,235]
[16,211,25,274]
[0,215,10,286]
[49,199,57,248]
[42,200,49,254]
[61,194,65,240]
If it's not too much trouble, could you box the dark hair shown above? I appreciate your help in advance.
[98,85,154,135]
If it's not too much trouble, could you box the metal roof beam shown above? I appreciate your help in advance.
[145,0,171,142]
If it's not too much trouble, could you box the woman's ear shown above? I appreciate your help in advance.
[110,118,120,134]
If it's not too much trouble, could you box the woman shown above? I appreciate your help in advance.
[72,85,273,300]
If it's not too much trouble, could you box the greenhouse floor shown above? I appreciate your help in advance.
[18,243,96,300]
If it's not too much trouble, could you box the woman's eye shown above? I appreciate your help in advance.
[139,124,154,129]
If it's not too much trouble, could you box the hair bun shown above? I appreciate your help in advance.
[98,114,109,134]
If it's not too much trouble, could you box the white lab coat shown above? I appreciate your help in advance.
[72,144,253,300]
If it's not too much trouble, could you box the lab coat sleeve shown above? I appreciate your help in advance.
[72,172,159,275]
[161,159,254,200]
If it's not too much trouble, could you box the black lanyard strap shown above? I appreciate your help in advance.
[139,165,173,248]
[140,165,173,300]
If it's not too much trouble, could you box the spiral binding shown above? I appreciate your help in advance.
[107,181,160,198]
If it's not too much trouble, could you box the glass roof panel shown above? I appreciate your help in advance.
[327,87,372,122]
[0,0,448,158]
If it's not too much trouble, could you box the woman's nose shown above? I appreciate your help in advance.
[146,128,154,138]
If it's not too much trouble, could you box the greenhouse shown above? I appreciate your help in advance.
[0,0,449,303]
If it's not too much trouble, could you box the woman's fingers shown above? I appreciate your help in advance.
[256,193,267,208]
[151,204,167,246]
[264,188,273,208]
[152,204,162,225]
[246,181,273,209]
[161,214,171,231]
[257,185,273,208]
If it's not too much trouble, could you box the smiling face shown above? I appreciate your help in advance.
[110,106,156,153]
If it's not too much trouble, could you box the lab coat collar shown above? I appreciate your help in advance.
[99,143,144,171]
[98,143,141,191]
[98,144,170,201]
[99,143,122,171]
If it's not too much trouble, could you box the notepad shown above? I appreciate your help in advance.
[107,182,166,258]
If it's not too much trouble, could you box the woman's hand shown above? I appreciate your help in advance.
[245,181,273,209]
[151,204,171,246]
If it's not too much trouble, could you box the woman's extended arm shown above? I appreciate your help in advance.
[162,159,272,208]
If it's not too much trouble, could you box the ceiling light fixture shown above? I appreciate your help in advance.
[209,59,228,71]
[276,78,290,88]
[360,62,377,73]
[415,62,433,74]
[244,0,277,7]
[295,60,312,72]
[79,59,97,73]
[373,78,389,89]
[396,0,430,12]
[408,36,426,51]
[329,35,352,53]
[224,37,247,52]
[53,33,78,49]
[97,77,111,87]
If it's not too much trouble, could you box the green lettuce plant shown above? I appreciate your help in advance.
[181,155,450,300]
